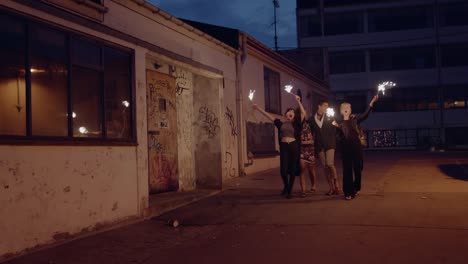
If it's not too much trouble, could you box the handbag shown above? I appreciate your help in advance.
[356,124,367,148]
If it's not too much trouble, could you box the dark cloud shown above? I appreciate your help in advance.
[149,0,297,49]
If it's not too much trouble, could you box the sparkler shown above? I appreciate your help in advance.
[326,108,335,118]
[78,126,88,134]
[377,81,396,95]
[284,84,293,94]
[248,90,256,101]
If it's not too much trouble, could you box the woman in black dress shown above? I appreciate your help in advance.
[253,95,306,198]
[333,95,379,200]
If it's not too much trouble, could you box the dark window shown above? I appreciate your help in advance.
[324,0,404,7]
[446,127,468,146]
[440,2,468,27]
[0,10,134,143]
[297,0,319,9]
[370,46,435,71]
[104,47,132,139]
[441,43,468,67]
[299,15,322,37]
[30,25,68,136]
[0,14,26,136]
[334,91,368,113]
[72,67,102,137]
[264,67,281,114]
[445,84,468,109]
[72,37,101,68]
[325,12,364,35]
[329,50,366,74]
[246,121,277,155]
[373,86,438,112]
[368,5,433,32]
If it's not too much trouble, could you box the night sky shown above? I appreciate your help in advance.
[149,0,297,49]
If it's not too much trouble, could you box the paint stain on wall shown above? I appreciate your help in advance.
[112,202,119,211]
[63,186,71,193]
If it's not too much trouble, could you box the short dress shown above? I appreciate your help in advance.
[300,121,315,164]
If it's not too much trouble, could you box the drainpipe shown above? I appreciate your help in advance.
[236,33,248,176]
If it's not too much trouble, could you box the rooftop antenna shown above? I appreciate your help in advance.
[273,0,280,51]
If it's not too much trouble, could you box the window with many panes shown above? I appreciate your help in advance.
[0,11,133,143]
[324,11,364,35]
[263,67,281,114]
[370,46,436,71]
[440,2,468,27]
[441,43,468,68]
[373,86,438,112]
[329,50,366,74]
[299,15,322,37]
[445,84,468,109]
[368,5,433,32]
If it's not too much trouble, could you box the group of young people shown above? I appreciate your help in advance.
[253,94,379,200]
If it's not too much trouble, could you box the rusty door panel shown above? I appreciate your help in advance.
[147,70,178,193]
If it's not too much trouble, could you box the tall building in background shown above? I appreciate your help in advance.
[296,0,468,148]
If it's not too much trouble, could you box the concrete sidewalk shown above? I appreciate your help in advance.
[5,151,468,264]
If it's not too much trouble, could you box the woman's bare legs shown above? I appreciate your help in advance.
[299,160,308,196]
[307,163,316,192]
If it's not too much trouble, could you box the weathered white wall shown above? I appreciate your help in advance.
[193,75,224,189]
[0,0,237,258]
[0,146,138,256]
[222,78,240,181]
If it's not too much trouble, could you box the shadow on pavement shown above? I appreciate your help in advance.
[438,164,468,181]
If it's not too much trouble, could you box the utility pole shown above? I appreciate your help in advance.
[434,0,445,148]
[273,0,279,51]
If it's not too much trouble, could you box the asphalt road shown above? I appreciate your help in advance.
[5,151,468,264]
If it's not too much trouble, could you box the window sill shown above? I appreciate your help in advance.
[0,137,137,147]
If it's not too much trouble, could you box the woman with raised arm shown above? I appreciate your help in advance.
[253,95,306,199]
[333,95,379,200]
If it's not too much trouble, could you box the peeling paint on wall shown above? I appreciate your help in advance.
[0,146,138,257]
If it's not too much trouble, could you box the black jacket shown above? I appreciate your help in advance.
[336,106,372,145]
[311,113,337,152]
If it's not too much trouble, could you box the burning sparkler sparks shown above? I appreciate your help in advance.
[284,84,293,94]
[248,90,256,101]
[326,108,335,118]
[377,81,396,95]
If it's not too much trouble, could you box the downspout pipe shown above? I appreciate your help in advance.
[236,32,248,176]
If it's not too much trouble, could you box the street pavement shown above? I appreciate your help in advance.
[5,151,468,264]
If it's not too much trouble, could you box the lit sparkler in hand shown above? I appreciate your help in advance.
[284,84,293,94]
[326,107,335,118]
[248,90,256,101]
[377,81,396,96]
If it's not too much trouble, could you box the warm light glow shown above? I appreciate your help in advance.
[78,127,88,134]
[122,100,130,108]
[284,84,293,93]
[72,112,77,119]
[377,81,396,95]
[326,108,335,118]
[30,68,45,73]
[248,90,255,101]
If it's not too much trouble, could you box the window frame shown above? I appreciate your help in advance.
[0,10,136,146]
[263,66,282,115]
